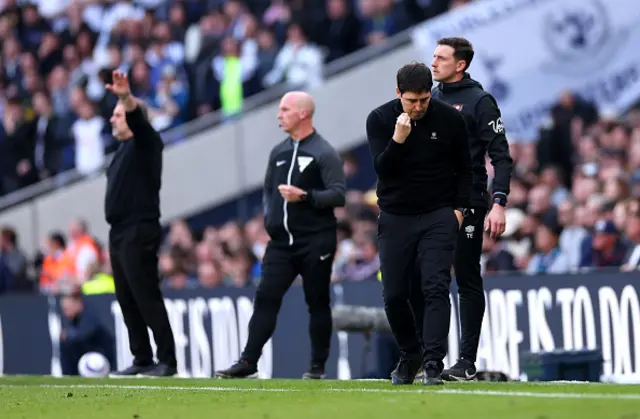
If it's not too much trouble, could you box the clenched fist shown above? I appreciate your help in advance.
[393,113,412,144]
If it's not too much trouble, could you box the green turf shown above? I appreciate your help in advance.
[1,376,640,419]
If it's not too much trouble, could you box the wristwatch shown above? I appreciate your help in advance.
[493,194,507,207]
[300,190,309,201]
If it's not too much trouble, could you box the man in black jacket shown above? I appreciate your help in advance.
[431,37,514,381]
[103,70,177,378]
[215,91,346,379]
[366,63,473,386]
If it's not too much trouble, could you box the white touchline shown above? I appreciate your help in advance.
[1,384,640,400]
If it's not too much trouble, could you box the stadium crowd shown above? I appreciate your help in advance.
[0,0,465,198]
[2,90,640,296]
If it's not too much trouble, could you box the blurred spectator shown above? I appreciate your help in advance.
[213,36,256,117]
[39,231,70,294]
[480,231,516,274]
[527,184,555,220]
[263,22,323,89]
[557,199,588,271]
[3,95,38,194]
[59,289,116,376]
[0,226,29,290]
[152,64,189,128]
[332,220,355,281]
[539,165,570,206]
[335,230,379,282]
[579,219,628,270]
[319,0,362,62]
[71,96,106,176]
[65,219,101,284]
[82,248,115,295]
[526,219,570,275]
[358,0,409,45]
[31,89,71,180]
[198,261,224,288]
[621,203,640,271]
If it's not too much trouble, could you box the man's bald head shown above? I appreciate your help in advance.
[282,91,315,119]
[278,91,317,139]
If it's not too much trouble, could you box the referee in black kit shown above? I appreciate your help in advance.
[430,37,513,381]
[366,63,473,385]
[104,70,177,378]
[215,91,346,379]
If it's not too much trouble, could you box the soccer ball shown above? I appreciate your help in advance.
[78,352,110,377]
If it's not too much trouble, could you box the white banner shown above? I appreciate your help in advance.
[411,0,640,141]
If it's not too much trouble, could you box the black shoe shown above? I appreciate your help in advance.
[441,358,477,381]
[390,356,422,385]
[138,363,177,378]
[109,363,155,378]
[302,364,325,380]
[422,360,444,386]
[215,360,258,379]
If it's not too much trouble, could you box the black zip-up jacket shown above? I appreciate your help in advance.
[366,98,473,215]
[105,106,163,227]
[263,131,346,244]
[431,73,513,208]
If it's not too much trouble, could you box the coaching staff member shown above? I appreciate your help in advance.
[104,70,177,378]
[215,91,346,379]
[431,37,513,381]
[366,63,473,386]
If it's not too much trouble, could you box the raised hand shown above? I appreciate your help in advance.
[105,70,132,98]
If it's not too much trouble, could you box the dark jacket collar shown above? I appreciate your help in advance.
[436,72,484,93]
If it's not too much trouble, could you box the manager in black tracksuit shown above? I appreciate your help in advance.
[215,91,346,380]
[103,70,177,378]
[430,37,514,381]
[366,63,473,386]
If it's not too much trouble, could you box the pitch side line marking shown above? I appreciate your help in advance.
[1,383,640,400]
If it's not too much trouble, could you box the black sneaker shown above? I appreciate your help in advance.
[422,360,444,386]
[441,358,477,381]
[109,363,155,378]
[390,356,422,385]
[138,363,177,378]
[215,360,258,379]
[302,365,325,380]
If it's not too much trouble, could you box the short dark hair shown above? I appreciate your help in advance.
[0,227,17,245]
[396,62,433,94]
[49,232,66,248]
[437,37,474,72]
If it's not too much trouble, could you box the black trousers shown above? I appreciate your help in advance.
[241,230,336,367]
[410,208,487,363]
[109,221,177,367]
[453,208,486,362]
[378,207,458,369]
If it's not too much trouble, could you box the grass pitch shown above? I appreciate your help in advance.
[1,376,640,419]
